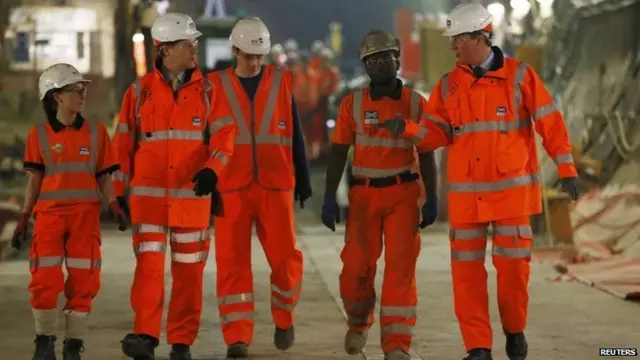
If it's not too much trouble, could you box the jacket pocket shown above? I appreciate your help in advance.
[495,140,529,176]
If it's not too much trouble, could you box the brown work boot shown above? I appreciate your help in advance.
[344,329,368,355]
[384,349,410,360]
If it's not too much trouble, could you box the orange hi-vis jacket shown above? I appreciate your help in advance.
[207,65,295,192]
[24,116,118,214]
[332,85,427,178]
[407,50,577,223]
[113,67,235,228]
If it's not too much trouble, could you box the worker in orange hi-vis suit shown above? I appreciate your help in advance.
[112,13,235,360]
[207,17,312,359]
[11,63,129,360]
[379,4,580,360]
[321,30,439,360]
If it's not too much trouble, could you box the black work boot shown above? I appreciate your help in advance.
[274,326,295,351]
[505,331,528,360]
[62,339,84,360]
[226,342,249,358]
[33,335,57,360]
[463,348,493,360]
[121,333,157,359]
[169,344,192,360]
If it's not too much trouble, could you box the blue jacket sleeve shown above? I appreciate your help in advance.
[291,96,311,190]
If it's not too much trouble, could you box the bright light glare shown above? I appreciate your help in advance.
[326,119,336,128]
[510,0,531,19]
[155,0,170,16]
[537,0,554,18]
[487,3,506,27]
[132,33,144,43]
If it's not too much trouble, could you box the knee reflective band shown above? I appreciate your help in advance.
[218,292,255,325]
[33,309,58,335]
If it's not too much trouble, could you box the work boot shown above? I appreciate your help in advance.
[385,349,411,360]
[274,326,295,351]
[505,331,528,360]
[169,344,192,360]
[226,342,249,358]
[62,339,84,360]
[121,333,157,359]
[344,329,368,355]
[32,335,57,360]
[463,349,493,360]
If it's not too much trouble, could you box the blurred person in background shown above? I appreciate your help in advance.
[266,43,287,67]
[321,30,438,360]
[113,12,233,360]
[380,3,579,360]
[207,16,312,359]
[12,63,128,360]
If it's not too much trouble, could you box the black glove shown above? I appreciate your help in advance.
[294,170,313,209]
[211,190,224,217]
[321,192,341,232]
[192,168,218,196]
[419,196,438,229]
[560,177,580,201]
[376,116,406,136]
[117,196,130,219]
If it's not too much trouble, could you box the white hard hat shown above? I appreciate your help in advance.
[283,38,298,52]
[38,63,90,100]
[271,43,284,54]
[230,17,271,55]
[151,12,201,43]
[311,40,324,53]
[442,3,493,37]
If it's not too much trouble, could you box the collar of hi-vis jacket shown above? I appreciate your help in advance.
[455,46,509,79]
[48,113,85,132]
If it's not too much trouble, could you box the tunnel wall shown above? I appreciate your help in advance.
[539,0,640,185]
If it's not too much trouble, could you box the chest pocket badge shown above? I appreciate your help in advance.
[364,111,379,125]
[79,146,90,155]
[192,116,201,127]
[278,121,286,130]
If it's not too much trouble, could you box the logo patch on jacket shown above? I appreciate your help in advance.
[496,106,507,116]
[51,143,64,153]
[192,117,201,126]
[79,146,89,155]
[364,111,379,125]
[278,120,286,129]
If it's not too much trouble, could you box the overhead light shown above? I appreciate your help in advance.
[510,0,531,19]
[487,3,506,27]
[132,33,144,43]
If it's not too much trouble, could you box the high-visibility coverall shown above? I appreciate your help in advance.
[407,49,578,351]
[112,67,235,344]
[23,115,118,337]
[331,86,428,354]
[307,64,340,159]
[207,65,304,346]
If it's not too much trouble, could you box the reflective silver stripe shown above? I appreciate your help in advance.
[112,170,129,183]
[66,258,101,269]
[422,113,453,138]
[409,89,420,121]
[454,119,530,135]
[451,249,486,261]
[30,256,64,268]
[493,225,532,238]
[218,69,290,146]
[533,102,558,121]
[449,173,539,193]
[440,73,449,100]
[171,229,209,243]
[202,78,212,121]
[351,163,413,178]
[134,241,166,253]
[554,153,573,165]
[513,62,528,123]
[354,134,413,149]
[209,116,234,135]
[218,292,254,306]
[380,306,417,318]
[36,120,98,175]
[132,79,141,122]
[451,227,488,240]
[342,297,376,313]
[381,324,413,336]
[272,298,296,311]
[271,282,301,299]
[220,311,254,325]
[210,150,228,165]
[116,123,129,133]
[42,162,93,175]
[139,129,204,142]
[38,189,100,200]
[129,186,201,199]
[492,245,531,258]
[133,223,168,234]
[171,251,208,263]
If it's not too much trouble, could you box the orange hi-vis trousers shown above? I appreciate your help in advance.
[214,183,303,346]
[340,181,421,353]
[130,224,210,345]
[449,216,533,351]
[29,206,102,315]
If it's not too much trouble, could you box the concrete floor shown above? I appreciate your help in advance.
[0,222,639,360]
